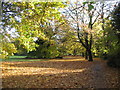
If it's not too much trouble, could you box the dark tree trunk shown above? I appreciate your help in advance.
[73,49,76,56]
[85,32,89,60]
[76,13,94,61]
[82,52,84,57]
[85,49,88,60]
[87,49,93,61]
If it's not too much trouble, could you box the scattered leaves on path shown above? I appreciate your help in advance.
[1,56,120,88]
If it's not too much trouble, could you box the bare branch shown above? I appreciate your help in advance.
[92,14,100,25]
[65,9,77,22]
[71,6,83,11]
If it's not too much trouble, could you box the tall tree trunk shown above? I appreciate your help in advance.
[73,49,76,56]
[88,34,93,61]
[88,13,93,61]
[85,32,89,60]
[87,49,93,61]
[85,49,88,59]
[82,52,84,57]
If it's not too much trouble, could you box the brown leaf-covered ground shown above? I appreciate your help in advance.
[1,56,120,88]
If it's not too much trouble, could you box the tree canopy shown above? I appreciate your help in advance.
[1,1,120,67]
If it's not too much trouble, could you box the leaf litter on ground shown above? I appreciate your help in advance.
[1,56,120,88]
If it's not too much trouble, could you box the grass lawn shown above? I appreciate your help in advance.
[2,55,48,62]
[9,55,27,59]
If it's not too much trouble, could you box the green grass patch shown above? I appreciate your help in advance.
[1,56,49,62]
[9,56,27,59]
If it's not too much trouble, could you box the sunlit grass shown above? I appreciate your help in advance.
[9,56,27,59]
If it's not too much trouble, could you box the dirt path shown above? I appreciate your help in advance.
[1,56,120,88]
[90,60,107,88]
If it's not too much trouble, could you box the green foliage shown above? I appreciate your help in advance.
[56,23,85,56]
[2,1,119,62]
[7,2,66,53]
[0,42,17,59]
[0,31,17,59]
[111,3,120,41]
[27,39,59,58]
[88,4,94,11]
[13,39,28,55]
[107,43,120,67]
[59,37,85,56]
[107,3,120,67]
[91,19,110,58]
[1,2,66,59]
[83,1,95,12]
[92,3,120,67]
